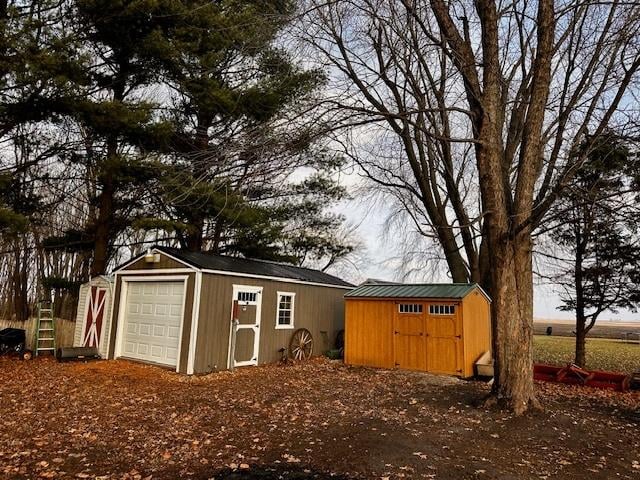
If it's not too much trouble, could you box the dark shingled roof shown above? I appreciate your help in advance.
[345,283,483,299]
[153,246,354,288]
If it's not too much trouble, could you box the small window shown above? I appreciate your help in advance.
[398,303,423,314]
[276,292,295,329]
[429,304,456,315]
[238,291,257,303]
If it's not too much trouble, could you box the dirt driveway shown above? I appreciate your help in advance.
[0,357,638,479]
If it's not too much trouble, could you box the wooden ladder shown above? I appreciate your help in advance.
[35,301,56,356]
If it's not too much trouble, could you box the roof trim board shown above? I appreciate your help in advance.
[114,248,197,272]
[114,247,354,290]
[472,285,491,303]
[83,274,115,285]
[199,269,353,290]
[345,283,491,302]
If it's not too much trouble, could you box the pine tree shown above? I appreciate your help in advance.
[52,0,173,276]
[0,0,81,319]
[137,0,351,264]
[551,134,640,367]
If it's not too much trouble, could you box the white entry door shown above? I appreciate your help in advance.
[230,285,262,367]
[121,281,185,367]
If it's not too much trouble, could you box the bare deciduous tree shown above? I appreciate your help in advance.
[299,0,640,413]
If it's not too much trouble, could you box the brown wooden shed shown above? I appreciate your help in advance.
[344,283,491,378]
[105,246,353,374]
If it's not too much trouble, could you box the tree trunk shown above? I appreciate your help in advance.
[489,232,538,414]
[573,213,587,367]
[182,117,211,253]
[574,286,588,367]
[211,217,225,254]
[185,219,204,252]
[90,76,126,276]
[437,225,471,282]
[12,240,29,321]
[477,228,492,290]
[91,177,114,276]
[574,320,587,368]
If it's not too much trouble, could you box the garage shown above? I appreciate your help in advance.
[119,280,186,367]
[344,283,492,378]
[106,246,350,374]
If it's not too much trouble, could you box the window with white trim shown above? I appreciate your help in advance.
[276,292,295,328]
[429,304,456,315]
[398,303,423,314]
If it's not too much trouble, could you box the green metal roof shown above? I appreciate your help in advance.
[345,283,485,300]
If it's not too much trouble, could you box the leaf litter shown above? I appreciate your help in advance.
[0,356,638,479]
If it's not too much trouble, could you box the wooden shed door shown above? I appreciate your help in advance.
[425,305,462,375]
[393,304,426,371]
[82,286,107,348]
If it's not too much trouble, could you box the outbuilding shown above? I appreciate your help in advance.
[105,246,353,374]
[344,283,491,378]
[73,275,114,358]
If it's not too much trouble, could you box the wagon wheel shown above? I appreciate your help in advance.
[289,328,313,361]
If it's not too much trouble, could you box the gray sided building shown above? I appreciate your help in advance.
[106,246,353,374]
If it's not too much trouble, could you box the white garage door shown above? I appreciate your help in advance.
[122,281,185,367]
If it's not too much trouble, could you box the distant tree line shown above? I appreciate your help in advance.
[0,0,355,320]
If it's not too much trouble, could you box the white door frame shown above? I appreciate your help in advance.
[114,275,189,373]
[228,284,263,368]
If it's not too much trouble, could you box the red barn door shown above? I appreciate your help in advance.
[83,286,107,348]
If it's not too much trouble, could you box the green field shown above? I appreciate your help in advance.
[533,335,640,374]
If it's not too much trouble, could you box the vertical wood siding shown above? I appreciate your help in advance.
[194,274,347,373]
[344,299,395,368]
[73,283,88,347]
[345,291,491,378]
[393,312,428,371]
[461,290,492,377]
[425,308,463,375]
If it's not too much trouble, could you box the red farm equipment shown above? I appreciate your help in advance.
[534,363,632,392]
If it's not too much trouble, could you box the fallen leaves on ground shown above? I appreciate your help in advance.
[0,356,638,479]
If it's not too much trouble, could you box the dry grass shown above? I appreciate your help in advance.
[533,334,640,374]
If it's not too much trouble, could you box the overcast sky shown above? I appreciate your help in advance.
[335,190,640,323]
